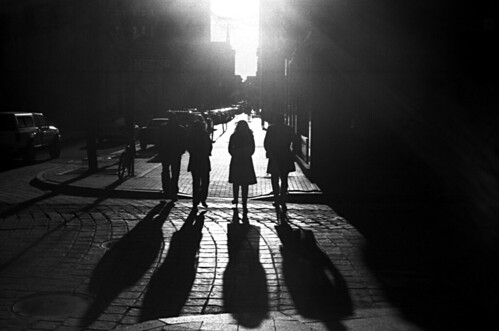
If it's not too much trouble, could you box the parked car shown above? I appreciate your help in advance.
[208,107,236,125]
[138,118,169,150]
[171,110,207,131]
[0,112,61,163]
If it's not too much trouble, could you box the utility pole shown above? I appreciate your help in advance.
[122,6,136,152]
[85,0,100,172]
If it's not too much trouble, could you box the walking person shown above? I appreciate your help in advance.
[228,120,257,217]
[187,120,213,209]
[158,111,187,201]
[264,113,299,211]
[260,109,267,130]
[245,107,252,122]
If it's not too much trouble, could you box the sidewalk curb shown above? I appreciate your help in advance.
[32,170,166,200]
[33,168,325,202]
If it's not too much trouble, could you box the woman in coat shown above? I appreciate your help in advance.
[228,120,257,214]
[187,120,213,208]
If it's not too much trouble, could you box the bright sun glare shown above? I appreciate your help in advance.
[211,0,259,80]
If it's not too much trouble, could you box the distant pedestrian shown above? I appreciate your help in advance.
[201,111,214,141]
[158,111,187,201]
[245,106,252,122]
[264,113,299,211]
[260,109,267,130]
[187,120,213,208]
[228,120,257,216]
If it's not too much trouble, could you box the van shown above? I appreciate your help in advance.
[0,112,61,163]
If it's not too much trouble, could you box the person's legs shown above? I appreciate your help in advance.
[232,184,239,205]
[280,172,290,211]
[192,171,200,207]
[161,160,171,197]
[242,184,249,212]
[200,171,210,207]
[171,157,181,199]
[270,173,280,207]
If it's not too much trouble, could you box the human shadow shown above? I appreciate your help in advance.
[223,213,269,328]
[276,213,353,331]
[139,208,205,321]
[346,201,496,330]
[80,201,174,327]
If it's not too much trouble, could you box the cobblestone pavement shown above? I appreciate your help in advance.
[0,115,422,330]
[1,199,413,330]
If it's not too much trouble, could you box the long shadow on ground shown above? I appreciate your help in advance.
[223,210,269,328]
[139,208,205,321]
[276,213,353,331]
[81,201,174,327]
[337,200,499,330]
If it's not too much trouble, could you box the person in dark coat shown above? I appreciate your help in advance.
[158,112,187,201]
[187,120,213,208]
[228,120,257,214]
[264,113,299,211]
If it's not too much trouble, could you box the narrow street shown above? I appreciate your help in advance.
[0,116,418,330]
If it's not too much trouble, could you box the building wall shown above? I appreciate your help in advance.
[261,0,499,319]
[0,0,236,131]
[267,0,498,201]
[258,0,287,116]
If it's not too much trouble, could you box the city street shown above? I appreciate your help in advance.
[2,1,497,330]
[0,116,421,330]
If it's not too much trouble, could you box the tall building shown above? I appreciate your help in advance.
[258,0,287,117]
[1,0,237,129]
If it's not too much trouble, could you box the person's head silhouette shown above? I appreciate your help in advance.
[274,113,285,125]
[235,120,251,135]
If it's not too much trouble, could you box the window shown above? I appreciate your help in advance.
[17,115,35,128]
[34,114,48,127]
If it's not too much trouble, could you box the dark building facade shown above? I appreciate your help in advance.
[257,0,287,117]
[259,0,498,201]
[202,41,237,109]
[1,0,237,130]
[259,0,499,324]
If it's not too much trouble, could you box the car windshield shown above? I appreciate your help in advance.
[0,114,17,130]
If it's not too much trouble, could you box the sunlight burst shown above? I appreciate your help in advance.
[211,0,260,80]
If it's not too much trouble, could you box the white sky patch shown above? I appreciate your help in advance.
[211,0,259,80]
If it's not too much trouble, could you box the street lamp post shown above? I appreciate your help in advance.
[85,0,101,173]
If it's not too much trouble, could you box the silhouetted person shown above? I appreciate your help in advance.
[264,113,299,211]
[276,218,352,329]
[229,120,257,216]
[245,106,252,122]
[158,111,187,201]
[201,111,214,141]
[260,109,268,130]
[187,120,212,208]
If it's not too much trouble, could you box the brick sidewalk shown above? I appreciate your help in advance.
[37,114,321,200]
[0,115,426,330]
[0,198,422,330]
